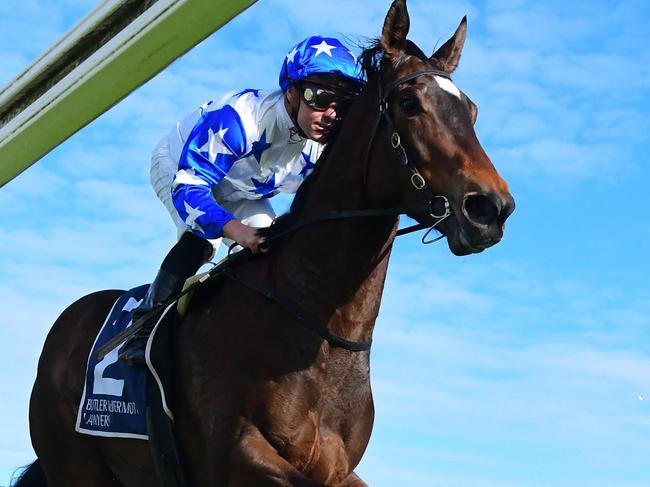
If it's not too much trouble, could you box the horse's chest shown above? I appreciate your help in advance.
[276,413,358,484]
[266,365,373,482]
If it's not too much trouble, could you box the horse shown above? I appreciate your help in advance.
[14,1,514,485]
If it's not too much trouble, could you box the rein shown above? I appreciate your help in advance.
[224,68,457,354]
[265,68,455,248]
[222,270,371,351]
[96,68,457,360]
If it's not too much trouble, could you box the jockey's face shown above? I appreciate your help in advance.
[286,83,347,142]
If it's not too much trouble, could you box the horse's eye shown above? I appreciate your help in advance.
[399,96,422,116]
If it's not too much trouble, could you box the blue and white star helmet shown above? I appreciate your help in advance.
[279,35,365,94]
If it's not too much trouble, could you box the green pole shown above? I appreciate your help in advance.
[0,0,257,187]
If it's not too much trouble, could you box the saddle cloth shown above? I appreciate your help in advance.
[75,285,175,439]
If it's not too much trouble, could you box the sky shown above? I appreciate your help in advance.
[1,0,649,485]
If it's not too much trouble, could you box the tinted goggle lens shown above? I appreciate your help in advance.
[302,86,341,111]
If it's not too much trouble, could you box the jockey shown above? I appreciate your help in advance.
[119,35,365,365]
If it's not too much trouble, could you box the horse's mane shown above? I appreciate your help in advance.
[258,38,432,247]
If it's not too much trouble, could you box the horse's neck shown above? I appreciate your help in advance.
[273,88,397,342]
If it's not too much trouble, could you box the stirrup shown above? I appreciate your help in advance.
[118,334,150,366]
[118,317,154,366]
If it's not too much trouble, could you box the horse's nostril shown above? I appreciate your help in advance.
[463,193,499,226]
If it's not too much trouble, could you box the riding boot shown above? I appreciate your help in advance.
[118,268,185,366]
[118,232,213,366]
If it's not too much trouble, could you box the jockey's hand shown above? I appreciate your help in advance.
[222,220,267,254]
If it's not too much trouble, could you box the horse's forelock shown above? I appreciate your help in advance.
[397,40,430,67]
[360,40,383,78]
[361,39,436,76]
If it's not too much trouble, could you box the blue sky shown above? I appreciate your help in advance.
[1,0,649,485]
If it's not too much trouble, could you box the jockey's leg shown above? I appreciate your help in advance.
[118,231,212,365]
[150,135,188,238]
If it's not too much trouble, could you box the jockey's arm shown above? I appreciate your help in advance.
[222,219,266,254]
[171,182,266,253]
[171,105,266,252]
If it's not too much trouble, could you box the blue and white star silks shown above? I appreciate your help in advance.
[178,104,246,187]
[235,89,260,98]
[166,90,324,240]
[299,151,317,178]
[286,46,299,63]
[248,129,272,164]
[310,40,336,57]
[182,200,206,234]
[198,127,231,160]
[279,35,364,91]
[172,184,236,239]
[251,174,280,198]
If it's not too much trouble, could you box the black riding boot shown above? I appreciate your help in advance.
[118,268,185,365]
[118,232,213,366]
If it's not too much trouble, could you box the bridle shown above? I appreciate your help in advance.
[363,67,457,243]
[223,67,460,352]
[264,67,455,246]
[224,68,460,352]
[96,66,459,360]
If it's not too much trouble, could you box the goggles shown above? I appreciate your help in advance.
[300,85,350,111]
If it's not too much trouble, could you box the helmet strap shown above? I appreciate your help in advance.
[284,88,307,139]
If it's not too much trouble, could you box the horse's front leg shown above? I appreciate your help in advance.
[229,424,324,487]
[341,472,368,487]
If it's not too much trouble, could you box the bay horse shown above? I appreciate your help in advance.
[14,1,514,486]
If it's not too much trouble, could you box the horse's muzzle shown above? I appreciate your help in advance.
[449,191,515,254]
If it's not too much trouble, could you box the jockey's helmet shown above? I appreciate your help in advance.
[279,36,365,96]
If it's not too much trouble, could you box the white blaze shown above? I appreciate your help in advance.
[435,75,462,99]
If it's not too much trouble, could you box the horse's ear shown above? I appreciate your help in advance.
[431,16,467,73]
[380,0,410,55]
